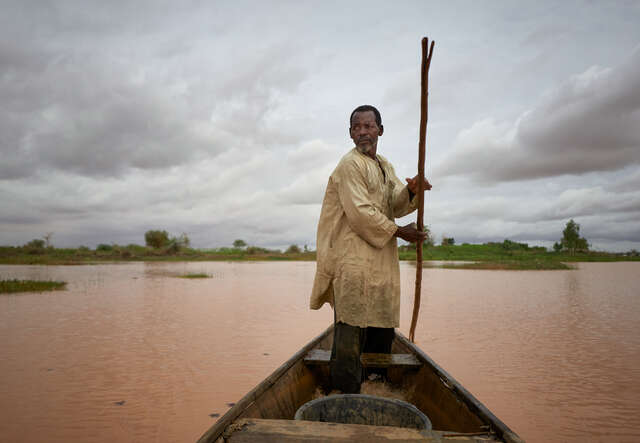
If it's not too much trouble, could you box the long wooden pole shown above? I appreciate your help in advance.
[409,37,434,343]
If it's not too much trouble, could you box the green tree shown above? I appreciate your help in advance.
[25,239,45,249]
[145,230,170,249]
[285,244,301,254]
[561,219,589,254]
[553,242,562,253]
[233,239,247,249]
[23,239,45,255]
[441,236,455,246]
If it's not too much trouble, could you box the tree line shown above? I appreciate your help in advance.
[13,219,630,257]
[400,219,592,254]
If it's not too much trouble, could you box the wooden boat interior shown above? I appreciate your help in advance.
[197,325,523,443]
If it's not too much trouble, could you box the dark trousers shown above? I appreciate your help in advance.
[330,320,394,393]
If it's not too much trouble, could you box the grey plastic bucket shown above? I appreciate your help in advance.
[294,394,432,430]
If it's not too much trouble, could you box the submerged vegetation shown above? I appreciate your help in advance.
[177,273,211,278]
[0,279,67,294]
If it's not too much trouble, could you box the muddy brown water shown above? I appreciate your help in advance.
[1,261,639,442]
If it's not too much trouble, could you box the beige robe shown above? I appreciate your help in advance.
[310,147,418,328]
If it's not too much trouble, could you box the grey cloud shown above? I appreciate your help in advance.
[512,187,637,223]
[613,212,640,224]
[1,48,224,179]
[437,46,640,183]
[186,192,319,249]
[277,169,330,206]
[521,187,640,223]
[0,215,41,225]
[286,140,342,171]
[608,167,640,192]
[2,1,640,253]
[275,141,347,206]
[206,43,310,149]
[0,3,311,181]
[520,23,572,48]
[577,215,640,243]
[421,176,640,247]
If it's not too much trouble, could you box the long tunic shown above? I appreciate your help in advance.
[310,147,418,328]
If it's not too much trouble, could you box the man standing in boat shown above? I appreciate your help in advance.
[310,105,431,393]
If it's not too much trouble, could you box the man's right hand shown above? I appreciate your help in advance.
[394,223,428,243]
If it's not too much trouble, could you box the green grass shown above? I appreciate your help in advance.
[400,243,640,263]
[399,241,639,270]
[0,279,67,294]
[0,245,316,265]
[0,241,637,267]
[177,273,211,278]
[432,260,572,270]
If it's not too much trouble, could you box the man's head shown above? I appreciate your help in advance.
[349,105,383,157]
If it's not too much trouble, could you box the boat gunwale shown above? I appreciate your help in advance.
[196,325,333,443]
[394,330,523,443]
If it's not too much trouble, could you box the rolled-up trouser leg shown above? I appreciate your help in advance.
[330,321,363,393]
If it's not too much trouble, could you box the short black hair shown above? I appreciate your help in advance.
[350,105,382,128]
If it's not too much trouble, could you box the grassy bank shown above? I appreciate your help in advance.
[0,279,67,294]
[400,242,638,270]
[0,245,316,265]
[435,260,572,270]
[1,241,637,268]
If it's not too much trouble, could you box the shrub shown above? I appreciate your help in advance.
[25,239,45,249]
[145,230,170,249]
[246,246,271,254]
[502,239,529,251]
[164,241,180,255]
[24,239,46,254]
[441,237,455,246]
[77,246,91,256]
[285,244,301,254]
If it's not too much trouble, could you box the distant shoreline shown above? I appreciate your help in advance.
[1,244,638,270]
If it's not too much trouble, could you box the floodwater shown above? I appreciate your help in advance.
[1,261,639,443]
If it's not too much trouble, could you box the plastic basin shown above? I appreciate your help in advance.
[294,394,432,430]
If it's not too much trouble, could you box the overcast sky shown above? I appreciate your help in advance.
[2,0,640,251]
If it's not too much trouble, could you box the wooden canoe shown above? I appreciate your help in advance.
[197,325,524,442]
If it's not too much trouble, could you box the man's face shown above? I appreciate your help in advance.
[350,111,383,155]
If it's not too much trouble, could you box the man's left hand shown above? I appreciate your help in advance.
[405,175,432,194]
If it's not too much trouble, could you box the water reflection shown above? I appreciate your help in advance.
[1,262,639,442]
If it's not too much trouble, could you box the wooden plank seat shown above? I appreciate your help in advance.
[224,418,501,442]
[304,349,422,369]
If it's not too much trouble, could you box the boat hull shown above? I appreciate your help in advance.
[197,325,523,443]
